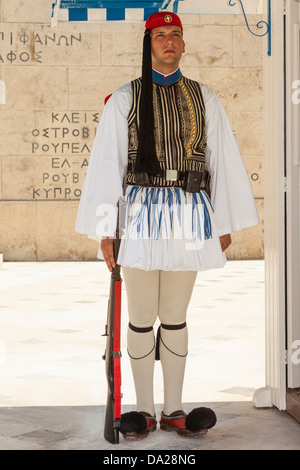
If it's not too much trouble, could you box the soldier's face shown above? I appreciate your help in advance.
[151,25,185,72]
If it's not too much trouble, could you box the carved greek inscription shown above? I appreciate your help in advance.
[0,30,82,64]
[31,112,99,200]
[32,157,89,199]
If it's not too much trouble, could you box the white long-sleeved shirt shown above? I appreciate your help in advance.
[75,80,259,271]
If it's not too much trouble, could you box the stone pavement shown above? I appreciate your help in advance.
[0,260,300,450]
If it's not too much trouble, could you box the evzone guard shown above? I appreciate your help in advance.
[76,11,259,441]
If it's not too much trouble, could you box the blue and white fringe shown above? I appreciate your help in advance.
[126,186,212,241]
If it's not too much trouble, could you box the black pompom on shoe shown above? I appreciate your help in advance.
[185,407,217,432]
[120,412,148,440]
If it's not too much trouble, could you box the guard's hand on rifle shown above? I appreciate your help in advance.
[101,237,116,272]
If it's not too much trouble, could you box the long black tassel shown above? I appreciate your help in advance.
[135,29,162,177]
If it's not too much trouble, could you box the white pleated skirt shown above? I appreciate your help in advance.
[109,185,227,272]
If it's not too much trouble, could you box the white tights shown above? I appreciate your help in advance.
[122,267,197,416]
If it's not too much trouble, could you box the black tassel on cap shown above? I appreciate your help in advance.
[135,29,162,177]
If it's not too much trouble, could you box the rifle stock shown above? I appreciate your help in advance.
[103,223,122,444]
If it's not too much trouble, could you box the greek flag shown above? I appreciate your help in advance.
[51,0,263,27]
[51,0,183,27]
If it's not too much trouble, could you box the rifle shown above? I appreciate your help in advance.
[102,204,123,444]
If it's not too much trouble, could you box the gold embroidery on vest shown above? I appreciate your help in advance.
[126,76,207,187]
[180,80,197,157]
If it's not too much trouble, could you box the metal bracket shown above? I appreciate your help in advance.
[161,0,180,13]
[113,351,122,358]
[229,0,271,56]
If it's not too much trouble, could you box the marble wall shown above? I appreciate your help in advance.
[0,0,264,261]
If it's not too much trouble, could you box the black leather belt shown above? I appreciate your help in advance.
[133,169,209,193]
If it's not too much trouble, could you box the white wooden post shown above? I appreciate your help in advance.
[285,0,300,389]
[253,0,287,410]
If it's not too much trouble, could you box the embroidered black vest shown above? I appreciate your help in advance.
[126,75,207,188]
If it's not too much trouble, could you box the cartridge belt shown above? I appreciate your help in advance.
[128,167,209,193]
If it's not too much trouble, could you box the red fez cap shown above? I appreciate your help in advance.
[145,11,183,31]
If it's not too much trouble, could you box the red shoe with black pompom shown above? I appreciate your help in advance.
[160,407,216,436]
